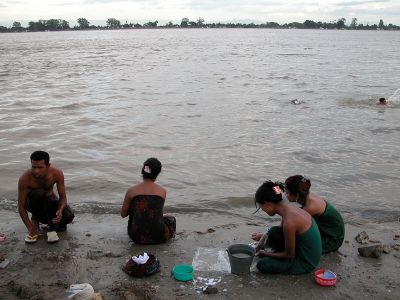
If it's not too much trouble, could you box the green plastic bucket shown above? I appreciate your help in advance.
[227,244,255,275]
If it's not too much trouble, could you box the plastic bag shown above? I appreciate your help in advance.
[192,247,230,272]
[66,283,94,300]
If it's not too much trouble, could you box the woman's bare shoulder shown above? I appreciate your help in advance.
[307,193,326,215]
[125,183,143,197]
[153,182,166,194]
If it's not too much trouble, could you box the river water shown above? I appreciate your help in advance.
[1,29,399,224]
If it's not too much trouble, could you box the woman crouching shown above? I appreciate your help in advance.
[285,175,345,253]
[253,181,321,274]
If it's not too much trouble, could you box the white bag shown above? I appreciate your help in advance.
[67,283,94,300]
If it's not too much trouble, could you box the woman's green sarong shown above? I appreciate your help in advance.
[257,219,322,275]
[313,201,345,253]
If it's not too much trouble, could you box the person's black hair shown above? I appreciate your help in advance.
[284,175,311,206]
[379,98,387,104]
[141,157,162,180]
[255,181,285,208]
[30,151,50,165]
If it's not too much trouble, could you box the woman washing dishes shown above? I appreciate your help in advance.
[251,181,321,274]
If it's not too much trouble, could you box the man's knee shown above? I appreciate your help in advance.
[62,206,75,224]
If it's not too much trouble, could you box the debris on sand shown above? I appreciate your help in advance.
[86,250,123,260]
[381,244,391,254]
[8,280,45,299]
[0,258,10,269]
[203,285,218,294]
[355,231,369,244]
[92,293,103,300]
[111,282,157,300]
[358,245,383,258]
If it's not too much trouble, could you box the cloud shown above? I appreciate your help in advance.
[334,0,390,7]
[51,2,77,5]
[83,0,158,3]
[188,0,282,10]
[1,0,399,25]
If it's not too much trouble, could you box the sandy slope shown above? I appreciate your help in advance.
[0,210,399,299]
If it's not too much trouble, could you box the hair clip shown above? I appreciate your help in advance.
[301,176,309,182]
[272,186,282,195]
[143,165,151,174]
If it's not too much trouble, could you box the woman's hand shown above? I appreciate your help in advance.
[256,249,268,257]
[255,243,263,252]
[251,232,263,241]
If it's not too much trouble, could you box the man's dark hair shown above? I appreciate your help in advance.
[30,151,50,165]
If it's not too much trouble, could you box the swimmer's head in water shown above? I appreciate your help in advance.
[379,97,387,104]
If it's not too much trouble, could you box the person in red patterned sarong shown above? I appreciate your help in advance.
[121,158,176,244]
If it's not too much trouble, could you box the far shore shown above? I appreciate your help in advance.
[2,27,400,33]
[2,17,399,33]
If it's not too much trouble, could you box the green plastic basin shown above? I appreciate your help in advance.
[172,264,194,281]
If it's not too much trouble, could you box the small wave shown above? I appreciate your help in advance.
[0,198,247,218]
[339,203,400,224]
[388,88,400,103]
[184,114,202,118]
[354,84,387,88]
[323,172,400,189]
[1,197,398,224]
[338,98,400,109]
[276,53,313,57]
[370,126,400,134]
[290,150,333,164]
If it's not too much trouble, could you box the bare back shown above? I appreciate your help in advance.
[282,204,312,235]
[121,179,166,218]
[264,202,313,260]
[302,192,326,217]
[128,181,166,199]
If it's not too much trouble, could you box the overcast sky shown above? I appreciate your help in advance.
[1,0,399,26]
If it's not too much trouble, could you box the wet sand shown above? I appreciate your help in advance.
[0,210,399,299]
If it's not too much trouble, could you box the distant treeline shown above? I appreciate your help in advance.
[1,17,399,32]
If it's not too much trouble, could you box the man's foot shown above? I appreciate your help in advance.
[25,234,38,244]
[251,232,263,241]
[47,231,59,243]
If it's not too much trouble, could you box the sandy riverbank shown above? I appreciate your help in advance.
[0,210,399,299]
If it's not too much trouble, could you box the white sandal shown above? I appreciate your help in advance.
[47,231,59,243]
[25,234,38,244]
